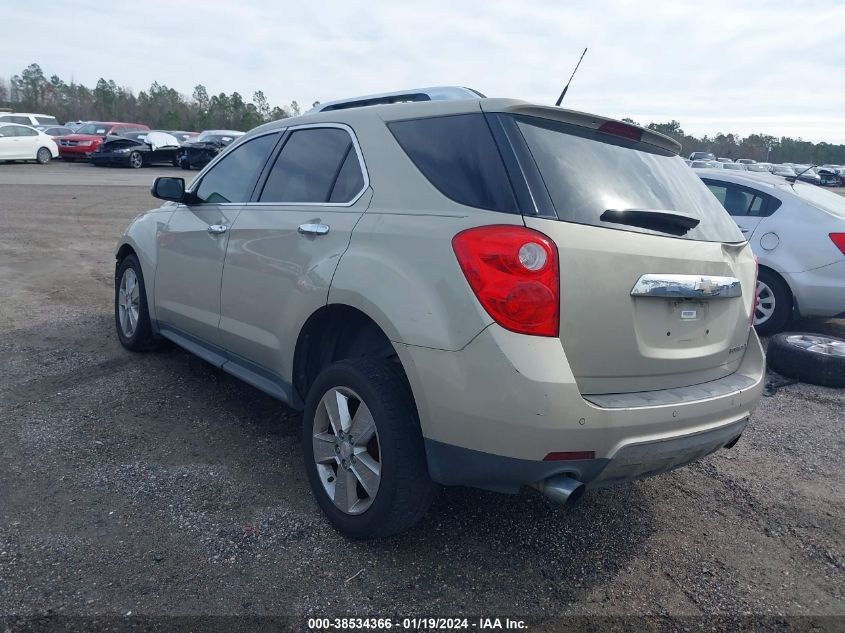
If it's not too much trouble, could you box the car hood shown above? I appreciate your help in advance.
[59,134,106,141]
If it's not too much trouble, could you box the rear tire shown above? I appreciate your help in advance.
[754,268,792,336]
[303,358,434,539]
[115,254,158,351]
[767,333,845,388]
[36,147,52,164]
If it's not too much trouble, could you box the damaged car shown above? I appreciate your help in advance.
[90,131,181,168]
[176,129,244,169]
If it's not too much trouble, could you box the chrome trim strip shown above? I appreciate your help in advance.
[631,274,742,299]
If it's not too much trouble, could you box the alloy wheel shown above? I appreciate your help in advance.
[312,386,382,515]
[118,268,140,338]
[754,280,775,326]
[129,152,143,169]
[785,334,845,357]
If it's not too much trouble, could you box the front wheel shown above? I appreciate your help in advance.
[128,151,143,169]
[115,254,158,350]
[303,358,434,539]
[36,147,52,164]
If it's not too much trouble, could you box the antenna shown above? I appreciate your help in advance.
[555,47,588,106]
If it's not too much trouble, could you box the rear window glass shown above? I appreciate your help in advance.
[515,116,743,242]
[388,113,518,214]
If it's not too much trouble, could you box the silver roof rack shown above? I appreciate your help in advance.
[309,86,486,113]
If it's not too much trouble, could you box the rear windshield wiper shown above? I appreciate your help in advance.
[600,208,700,236]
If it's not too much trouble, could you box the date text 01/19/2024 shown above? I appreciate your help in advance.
[307,617,528,630]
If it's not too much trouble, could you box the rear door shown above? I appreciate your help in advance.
[495,112,756,394]
[218,124,370,383]
[154,132,279,347]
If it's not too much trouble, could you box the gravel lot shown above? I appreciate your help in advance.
[1,162,843,629]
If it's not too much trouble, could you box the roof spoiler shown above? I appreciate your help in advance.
[310,86,485,113]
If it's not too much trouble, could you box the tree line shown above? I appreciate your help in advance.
[2,63,843,164]
[0,63,306,132]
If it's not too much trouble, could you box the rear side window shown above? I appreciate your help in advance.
[388,113,518,213]
[515,116,743,242]
[703,180,781,217]
[36,116,59,125]
[259,127,364,203]
[195,133,278,203]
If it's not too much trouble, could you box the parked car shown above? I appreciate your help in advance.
[698,169,845,334]
[0,112,60,127]
[36,125,75,137]
[63,121,87,132]
[57,121,150,161]
[691,160,715,168]
[689,151,715,161]
[745,163,773,173]
[115,87,764,538]
[0,123,58,164]
[175,130,244,169]
[715,157,733,163]
[722,162,748,171]
[166,130,199,143]
[736,159,756,164]
[771,164,797,178]
[791,165,822,185]
[816,167,843,187]
[90,131,181,168]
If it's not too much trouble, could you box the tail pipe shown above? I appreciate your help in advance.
[534,475,585,507]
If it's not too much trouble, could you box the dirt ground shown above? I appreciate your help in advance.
[0,162,843,630]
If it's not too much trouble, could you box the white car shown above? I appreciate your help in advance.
[0,112,60,126]
[697,169,845,334]
[0,123,59,164]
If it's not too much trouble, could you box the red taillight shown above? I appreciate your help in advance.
[598,121,643,142]
[830,233,845,256]
[543,451,595,461]
[750,256,759,326]
[452,225,559,337]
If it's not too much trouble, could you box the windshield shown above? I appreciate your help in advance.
[515,116,743,242]
[788,182,845,218]
[77,123,110,135]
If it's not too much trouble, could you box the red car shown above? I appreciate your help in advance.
[57,122,150,161]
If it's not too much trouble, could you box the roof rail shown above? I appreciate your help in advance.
[309,86,485,113]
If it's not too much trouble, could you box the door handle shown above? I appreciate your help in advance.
[298,223,330,236]
[207,224,228,235]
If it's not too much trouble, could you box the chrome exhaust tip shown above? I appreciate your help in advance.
[536,475,585,507]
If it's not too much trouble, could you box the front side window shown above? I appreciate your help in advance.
[388,113,518,213]
[194,133,278,204]
[259,127,364,203]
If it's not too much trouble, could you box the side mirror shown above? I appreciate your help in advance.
[151,176,185,202]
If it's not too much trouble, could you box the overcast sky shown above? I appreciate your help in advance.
[2,0,843,142]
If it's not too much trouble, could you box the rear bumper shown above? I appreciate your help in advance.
[783,259,845,318]
[399,325,765,493]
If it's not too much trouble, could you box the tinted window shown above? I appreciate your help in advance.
[259,128,363,203]
[703,179,781,218]
[388,113,518,213]
[35,116,59,125]
[195,134,278,203]
[18,126,37,137]
[330,147,365,202]
[515,116,742,242]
